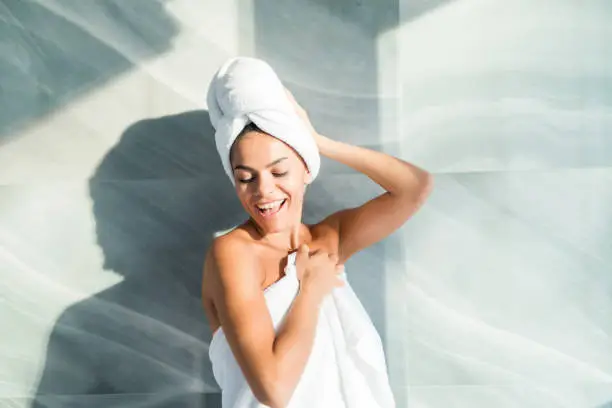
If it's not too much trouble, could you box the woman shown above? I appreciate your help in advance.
[202,89,432,407]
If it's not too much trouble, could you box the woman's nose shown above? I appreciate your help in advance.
[255,173,275,196]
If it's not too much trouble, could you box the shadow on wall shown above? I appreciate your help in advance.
[0,0,178,143]
[300,0,454,32]
[30,111,243,408]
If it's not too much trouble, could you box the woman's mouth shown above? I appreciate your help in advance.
[255,199,287,218]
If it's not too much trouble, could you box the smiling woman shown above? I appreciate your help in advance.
[202,57,432,408]
[229,122,311,239]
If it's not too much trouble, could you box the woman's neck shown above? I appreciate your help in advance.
[248,218,308,253]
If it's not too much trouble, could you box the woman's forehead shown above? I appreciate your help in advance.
[232,131,299,164]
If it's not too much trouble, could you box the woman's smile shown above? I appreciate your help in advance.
[255,198,287,217]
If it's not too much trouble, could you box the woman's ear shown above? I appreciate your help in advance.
[304,171,313,185]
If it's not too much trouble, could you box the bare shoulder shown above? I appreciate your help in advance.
[202,230,247,323]
[205,227,260,288]
[202,226,265,330]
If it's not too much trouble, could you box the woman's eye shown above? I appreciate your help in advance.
[236,173,254,183]
[236,171,287,183]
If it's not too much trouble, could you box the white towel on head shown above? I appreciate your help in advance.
[206,57,321,185]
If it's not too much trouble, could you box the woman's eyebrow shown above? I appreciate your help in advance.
[233,157,288,171]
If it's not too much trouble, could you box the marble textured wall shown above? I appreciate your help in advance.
[1,1,611,407]
[396,1,612,407]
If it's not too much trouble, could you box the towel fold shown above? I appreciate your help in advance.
[206,56,320,185]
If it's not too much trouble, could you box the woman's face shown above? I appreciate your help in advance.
[230,130,312,234]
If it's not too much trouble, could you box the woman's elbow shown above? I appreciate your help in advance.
[256,395,283,408]
[421,171,434,195]
[255,387,286,408]
[252,373,287,408]
[406,171,433,205]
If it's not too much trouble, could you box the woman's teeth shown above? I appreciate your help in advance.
[256,199,285,215]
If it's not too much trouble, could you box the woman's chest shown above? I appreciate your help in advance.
[258,230,338,291]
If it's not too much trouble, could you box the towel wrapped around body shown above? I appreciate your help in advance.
[206,57,395,408]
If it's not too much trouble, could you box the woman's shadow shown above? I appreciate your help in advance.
[31,110,244,408]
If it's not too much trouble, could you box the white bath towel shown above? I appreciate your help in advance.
[206,56,320,186]
[208,252,396,407]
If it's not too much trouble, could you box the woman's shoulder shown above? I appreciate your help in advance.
[209,224,258,262]
[204,226,263,293]
[202,226,264,334]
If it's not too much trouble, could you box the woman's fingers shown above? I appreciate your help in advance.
[294,244,310,279]
[284,88,299,108]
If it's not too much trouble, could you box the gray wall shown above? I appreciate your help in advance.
[1,1,611,407]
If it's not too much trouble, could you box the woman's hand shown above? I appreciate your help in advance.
[285,88,327,149]
[294,245,344,304]
[285,88,314,133]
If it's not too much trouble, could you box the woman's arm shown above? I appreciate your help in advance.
[318,134,433,263]
[207,237,321,408]
[286,89,432,263]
